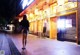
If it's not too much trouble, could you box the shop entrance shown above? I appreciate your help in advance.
[57,13,76,42]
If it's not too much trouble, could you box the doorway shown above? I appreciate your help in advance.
[57,13,76,42]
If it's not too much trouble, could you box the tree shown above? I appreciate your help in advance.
[0,17,7,26]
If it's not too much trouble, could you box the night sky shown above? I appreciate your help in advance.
[0,0,23,18]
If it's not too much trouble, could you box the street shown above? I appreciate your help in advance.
[0,33,80,55]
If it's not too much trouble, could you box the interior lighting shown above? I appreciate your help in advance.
[57,19,72,30]
[30,13,34,18]
[57,0,65,6]
[57,19,65,30]
[35,8,39,15]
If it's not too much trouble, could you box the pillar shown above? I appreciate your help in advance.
[77,2,80,44]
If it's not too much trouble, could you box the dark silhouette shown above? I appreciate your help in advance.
[13,18,20,33]
[43,20,47,37]
[20,15,30,50]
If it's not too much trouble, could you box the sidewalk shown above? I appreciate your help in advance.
[0,34,11,55]
[9,34,80,55]
[0,33,21,55]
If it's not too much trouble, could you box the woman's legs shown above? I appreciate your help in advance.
[24,34,27,47]
[22,33,25,48]
[22,30,27,49]
[22,29,28,50]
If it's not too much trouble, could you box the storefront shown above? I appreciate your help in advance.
[57,13,77,42]
[24,0,78,43]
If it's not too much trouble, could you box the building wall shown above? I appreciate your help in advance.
[61,13,76,40]
[77,2,80,43]
[50,17,57,39]
[28,1,77,40]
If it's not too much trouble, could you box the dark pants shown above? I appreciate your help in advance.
[43,27,46,33]
[43,27,46,37]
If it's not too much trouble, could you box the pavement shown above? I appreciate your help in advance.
[0,33,80,55]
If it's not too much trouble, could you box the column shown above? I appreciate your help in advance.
[77,2,80,44]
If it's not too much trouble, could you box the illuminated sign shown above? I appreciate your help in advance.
[22,0,34,9]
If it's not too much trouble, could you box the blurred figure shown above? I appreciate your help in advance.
[13,18,19,33]
[43,19,48,37]
[20,15,30,50]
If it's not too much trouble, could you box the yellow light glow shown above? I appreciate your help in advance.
[57,6,65,12]
[35,8,39,15]
[57,0,65,6]
[68,2,76,8]
[19,18,23,22]
[30,13,34,18]
[53,6,57,13]
[45,8,50,18]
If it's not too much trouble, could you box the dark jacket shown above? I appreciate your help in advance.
[20,19,29,31]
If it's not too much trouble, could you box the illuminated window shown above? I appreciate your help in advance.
[57,19,72,30]
[57,19,65,30]
[66,19,72,28]
[34,9,39,15]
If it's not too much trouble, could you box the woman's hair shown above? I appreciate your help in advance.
[23,15,27,20]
